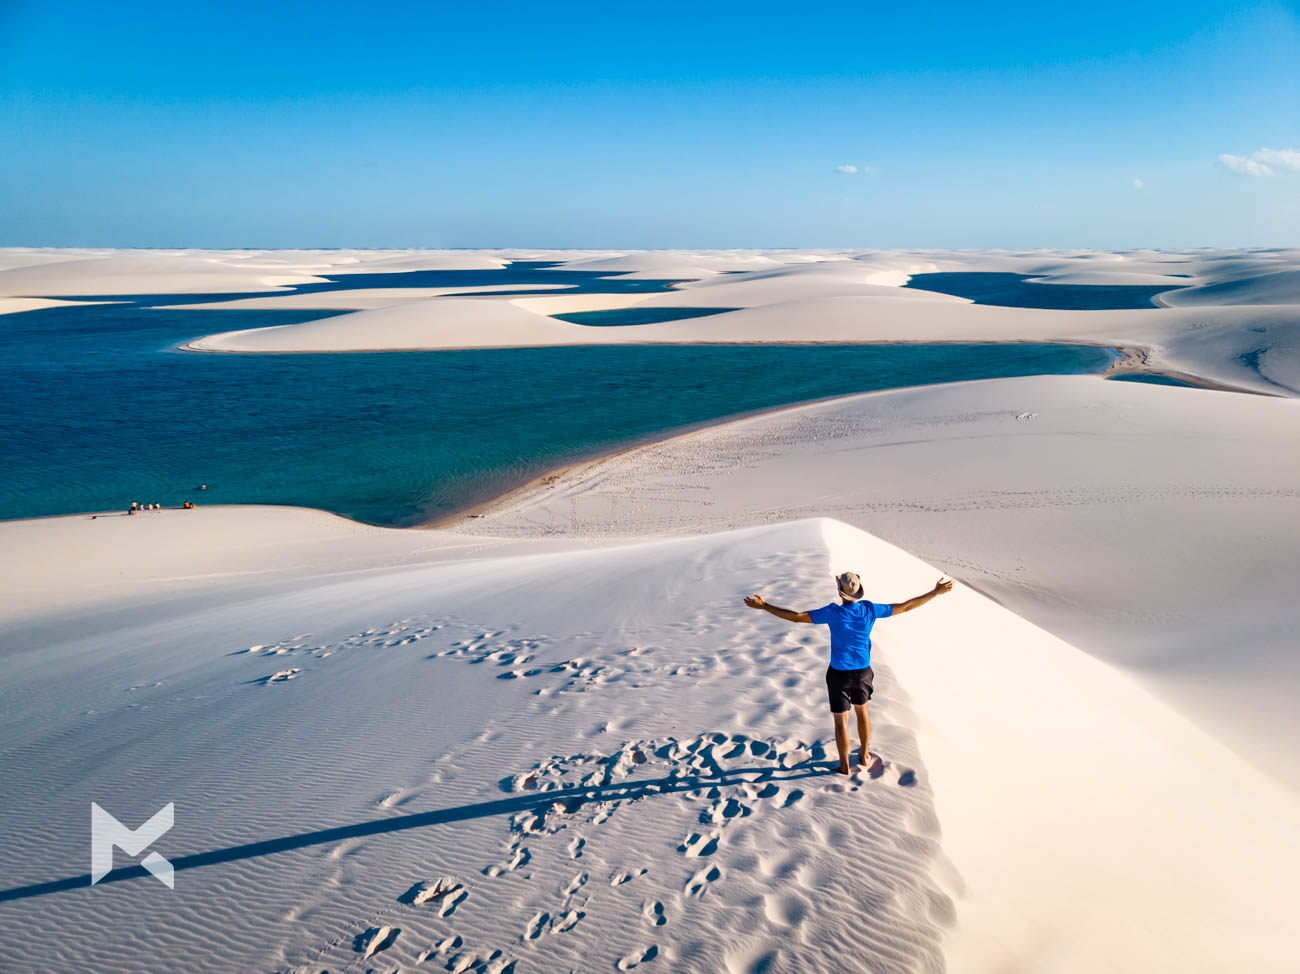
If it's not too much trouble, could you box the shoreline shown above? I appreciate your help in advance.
[180,334,1137,356]
[178,332,1269,398]
[421,340,1271,532]
[4,340,1262,534]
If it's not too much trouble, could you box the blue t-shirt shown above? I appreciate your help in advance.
[808,600,893,670]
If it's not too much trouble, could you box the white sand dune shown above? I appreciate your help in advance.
[1,509,1296,973]
[0,297,116,316]
[189,288,1300,395]
[0,248,120,272]
[1026,270,1194,286]
[0,254,328,297]
[538,251,789,279]
[458,374,1300,790]
[508,293,655,316]
[818,519,1299,973]
[0,248,544,299]
[1157,268,1300,306]
[189,296,579,352]
[129,245,1297,395]
[646,259,954,308]
[177,257,970,338]
[3,248,1299,972]
[876,251,1200,282]
[11,246,1300,304]
[319,252,511,273]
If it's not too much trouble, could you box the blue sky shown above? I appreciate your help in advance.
[1,1,1297,249]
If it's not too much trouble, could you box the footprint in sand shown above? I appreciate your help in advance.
[238,620,448,666]
[684,864,722,897]
[485,845,530,877]
[642,900,667,927]
[438,888,469,917]
[563,871,588,897]
[524,911,550,940]
[498,667,544,680]
[551,909,584,934]
[610,868,647,886]
[865,757,917,787]
[379,786,423,809]
[617,945,660,970]
[354,925,399,959]
[525,908,584,939]
[447,949,515,974]
[401,877,465,908]
[417,934,461,960]
[701,796,750,826]
[679,832,719,858]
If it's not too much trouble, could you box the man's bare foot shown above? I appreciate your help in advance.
[836,761,851,776]
[862,752,884,776]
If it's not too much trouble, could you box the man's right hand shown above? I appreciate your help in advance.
[933,578,954,595]
[744,594,766,609]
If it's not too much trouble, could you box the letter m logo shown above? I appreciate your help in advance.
[91,802,175,888]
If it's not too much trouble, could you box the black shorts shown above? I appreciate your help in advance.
[825,665,874,713]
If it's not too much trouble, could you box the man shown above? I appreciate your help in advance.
[744,572,953,775]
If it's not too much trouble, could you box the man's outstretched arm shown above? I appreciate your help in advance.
[744,594,812,623]
[891,577,954,614]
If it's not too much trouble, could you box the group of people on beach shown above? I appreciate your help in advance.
[123,484,207,515]
[127,500,197,515]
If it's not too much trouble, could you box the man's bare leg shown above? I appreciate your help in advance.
[854,702,872,767]
[832,711,852,774]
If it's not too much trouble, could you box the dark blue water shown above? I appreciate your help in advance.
[55,261,685,308]
[552,307,737,326]
[905,272,1179,310]
[0,300,1121,526]
[1107,372,1199,388]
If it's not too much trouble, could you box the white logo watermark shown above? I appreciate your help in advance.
[90,802,175,888]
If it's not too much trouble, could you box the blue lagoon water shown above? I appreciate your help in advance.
[1106,372,1199,388]
[1,270,1123,527]
[52,261,684,308]
[905,272,1179,310]
[552,307,737,326]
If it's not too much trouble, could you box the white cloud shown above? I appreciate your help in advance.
[1219,153,1274,177]
[1254,147,1300,172]
[1217,147,1300,177]
[1132,178,1144,190]
[833,164,858,174]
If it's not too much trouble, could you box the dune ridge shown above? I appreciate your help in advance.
[1,510,1295,971]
